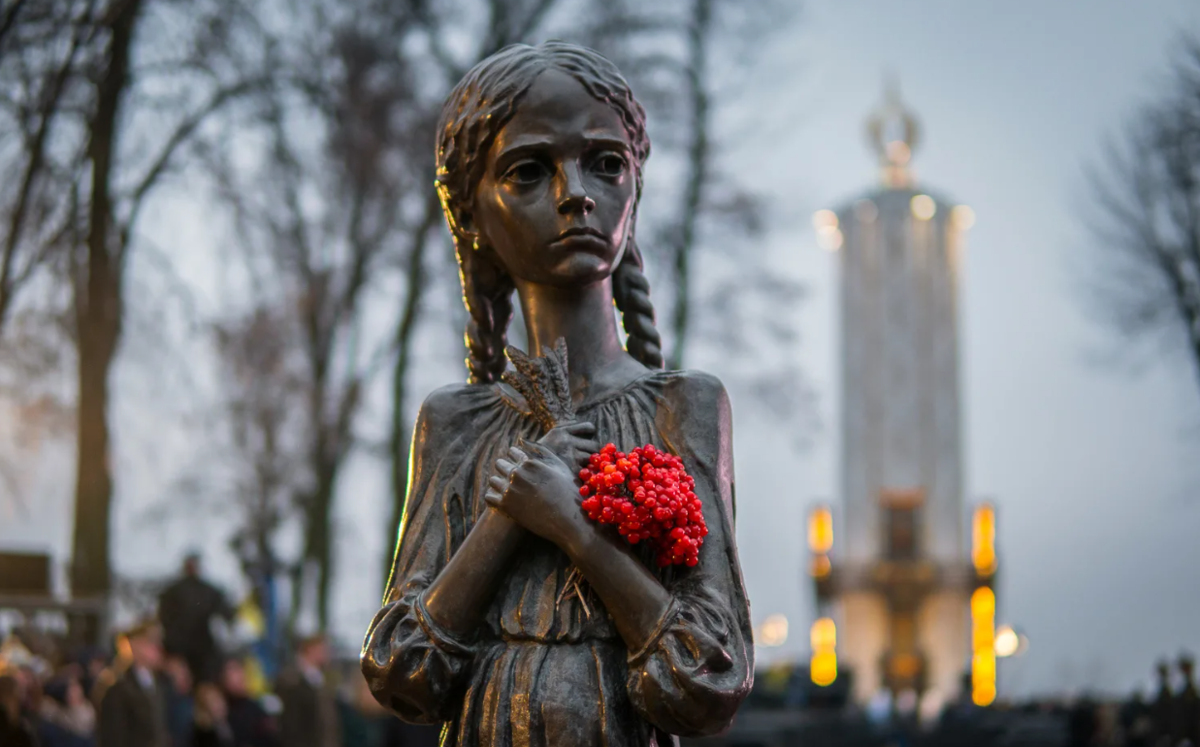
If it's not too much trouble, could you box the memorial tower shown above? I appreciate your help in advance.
[807,85,997,711]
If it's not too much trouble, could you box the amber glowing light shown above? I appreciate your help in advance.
[808,507,833,554]
[970,504,999,705]
[809,617,838,686]
[972,504,997,576]
[971,586,997,706]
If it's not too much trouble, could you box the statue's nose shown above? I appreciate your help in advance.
[557,163,595,215]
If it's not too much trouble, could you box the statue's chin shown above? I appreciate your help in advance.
[523,254,618,289]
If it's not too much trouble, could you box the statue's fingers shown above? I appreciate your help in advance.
[496,458,517,476]
[564,421,596,436]
[572,450,592,469]
[508,446,530,463]
[483,489,503,508]
[572,439,601,455]
[488,475,507,493]
[525,440,559,460]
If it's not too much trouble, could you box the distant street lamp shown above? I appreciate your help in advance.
[995,626,1019,658]
[757,614,789,647]
[994,624,1029,659]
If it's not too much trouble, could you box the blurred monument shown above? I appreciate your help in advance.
[807,84,996,712]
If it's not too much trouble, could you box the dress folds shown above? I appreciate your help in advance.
[362,370,753,747]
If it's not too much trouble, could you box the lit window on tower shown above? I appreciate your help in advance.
[972,504,997,577]
[971,586,997,706]
[810,617,838,687]
[808,507,833,555]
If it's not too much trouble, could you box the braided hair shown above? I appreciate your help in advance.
[435,41,665,383]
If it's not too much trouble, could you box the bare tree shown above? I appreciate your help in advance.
[1086,34,1200,398]
[199,0,451,630]
[211,304,309,661]
[72,0,270,601]
[668,0,712,371]
[1,0,272,605]
[0,0,93,332]
[0,4,92,506]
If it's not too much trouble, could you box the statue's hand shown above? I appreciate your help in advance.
[484,440,593,550]
[537,421,600,471]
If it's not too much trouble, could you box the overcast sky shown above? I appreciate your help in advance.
[4,0,1200,701]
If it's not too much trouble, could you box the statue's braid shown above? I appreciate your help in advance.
[459,246,515,384]
[439,66,526,383]
[613,239,664,369]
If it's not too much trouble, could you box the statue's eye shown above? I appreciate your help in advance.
[591,153,627,178]
[506,161,548,184]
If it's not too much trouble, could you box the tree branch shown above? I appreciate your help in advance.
[0,0,28,52]
[118,76,270,259]
[0,0,93,329]
[668,0,712,370]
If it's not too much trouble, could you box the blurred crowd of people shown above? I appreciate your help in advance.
[934,655,1200,747]
[0,557,438,747]
[700,655,1200,747]
[3,555,1195,747]
[1101,654,1200,747]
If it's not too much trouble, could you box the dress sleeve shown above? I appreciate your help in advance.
[626,372,754,737]
[361,386,477,724]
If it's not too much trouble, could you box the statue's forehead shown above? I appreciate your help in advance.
[492,70,627,150]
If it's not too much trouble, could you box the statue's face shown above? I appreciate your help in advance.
[471,69,636,288]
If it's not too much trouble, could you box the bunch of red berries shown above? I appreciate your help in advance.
[578,443,707,567]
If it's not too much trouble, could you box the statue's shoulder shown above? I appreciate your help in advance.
[654,369,734,458]
[416,381,502,432]
[658,368,731,413]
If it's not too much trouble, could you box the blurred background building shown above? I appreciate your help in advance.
[808,87,997,713]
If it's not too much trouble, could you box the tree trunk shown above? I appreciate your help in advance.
[383,194,440,588]
[311,457,338,631]
[667,0,712,370]
[70,0,142,601]
[1189,325,1200,398]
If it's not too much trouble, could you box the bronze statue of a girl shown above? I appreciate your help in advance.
[361,42,753,747]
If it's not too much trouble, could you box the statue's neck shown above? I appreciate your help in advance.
[514,276,634,395]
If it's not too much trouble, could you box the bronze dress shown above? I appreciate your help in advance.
[362,370,753,747]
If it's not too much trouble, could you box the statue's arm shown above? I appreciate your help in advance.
[572,372,754,736]
[363,385,524,722]
[424,420,598,638]
[420,506,525,634]
[558,503,674,648]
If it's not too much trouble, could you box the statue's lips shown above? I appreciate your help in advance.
[551,227,609,248]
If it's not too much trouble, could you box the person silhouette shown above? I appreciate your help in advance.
[158,554,234,685]
[1120,687,1153,747]
[1177,653,1200,747]
[1153,659,1176,745]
